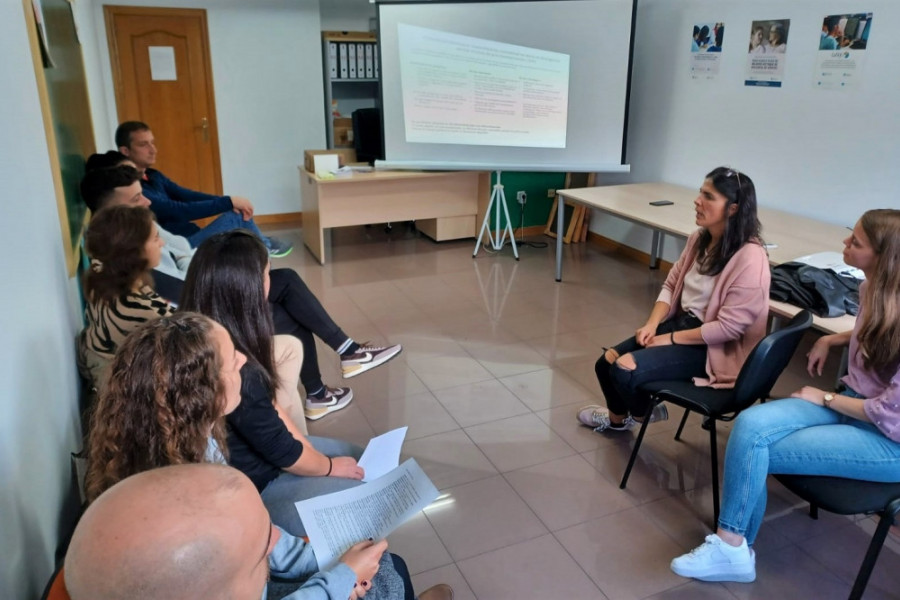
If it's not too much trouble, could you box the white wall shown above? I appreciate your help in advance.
[593,0,900,263]
[80,0,325,215]
[320,0,375,32]
[0,3,85,598]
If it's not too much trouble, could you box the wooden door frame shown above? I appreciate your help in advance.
[104,5,223,195]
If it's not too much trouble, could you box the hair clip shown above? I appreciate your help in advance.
[90,258,104,273]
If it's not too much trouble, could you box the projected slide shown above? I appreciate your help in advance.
[398,24,570,148]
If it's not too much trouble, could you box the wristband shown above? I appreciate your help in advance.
[670,331,678,345]
[325,456,333,477]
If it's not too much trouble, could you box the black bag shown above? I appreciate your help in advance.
[770,262,860,318]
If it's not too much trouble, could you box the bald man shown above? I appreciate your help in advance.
[64,464,387,600]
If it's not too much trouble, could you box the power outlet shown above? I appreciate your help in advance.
[547,188,556,198]
[516,191,527,205]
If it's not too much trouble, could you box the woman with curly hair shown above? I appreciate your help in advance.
[82,312,448,600]
[83,312,243,502]
[179,230,366,538]
[77,205,172,390]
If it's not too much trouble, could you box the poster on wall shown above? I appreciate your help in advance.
[815,13,873,90]
[690,22,724,81]
[744,19,790,87]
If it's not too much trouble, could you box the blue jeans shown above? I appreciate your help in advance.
[187,211,272,249]
[718,392,900,545]
[261,436,364,537]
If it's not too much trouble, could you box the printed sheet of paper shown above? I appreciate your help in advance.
[296,459,439,570]
[148,46,177,81]
[358,426,408,482]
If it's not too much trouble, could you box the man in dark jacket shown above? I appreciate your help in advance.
[116,120,292,256]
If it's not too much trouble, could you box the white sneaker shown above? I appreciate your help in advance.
[671,534,756,583]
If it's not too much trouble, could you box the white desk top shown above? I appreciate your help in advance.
[558,182,851,266]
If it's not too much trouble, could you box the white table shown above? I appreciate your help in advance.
[555,183,857,338]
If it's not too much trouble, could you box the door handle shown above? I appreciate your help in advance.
[200,117,209,142]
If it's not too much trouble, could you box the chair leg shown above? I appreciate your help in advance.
[620,406,654,490]
[709,420,720,528]
[849,500,900,600]
[674,409,690,441]
[809,503,819,519]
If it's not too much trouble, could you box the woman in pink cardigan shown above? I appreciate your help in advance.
[578,167,771,432]
[672,209,900,583]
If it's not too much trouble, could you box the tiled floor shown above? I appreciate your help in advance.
[266,223,900,599]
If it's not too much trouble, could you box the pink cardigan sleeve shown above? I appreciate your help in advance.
[700,244,770,346]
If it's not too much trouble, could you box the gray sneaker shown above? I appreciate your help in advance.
[576,403,668,433]
[341,343,402,378]
[304,386,353,420]
[576,406,636,432]
[268,236,294,258]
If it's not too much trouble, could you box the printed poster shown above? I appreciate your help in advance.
[690,22,724,81]
[815,13,873,90]
[745,19,790,87]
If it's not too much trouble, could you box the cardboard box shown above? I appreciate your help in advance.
[303,148,357,173]
[333,117,353,147]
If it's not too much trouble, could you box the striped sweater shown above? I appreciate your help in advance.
[79,286,175,384]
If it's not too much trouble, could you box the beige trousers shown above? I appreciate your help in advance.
[273,334,308,435]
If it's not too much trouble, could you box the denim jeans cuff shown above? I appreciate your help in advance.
[717,521,746,538]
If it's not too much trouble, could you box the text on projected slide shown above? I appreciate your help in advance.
[397,24,570,148]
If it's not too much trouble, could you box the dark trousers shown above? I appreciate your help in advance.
[389,553,416,600]
[595,313,707,418]
[269,268,349,393]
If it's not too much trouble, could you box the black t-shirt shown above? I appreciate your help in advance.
[226,362,304,491]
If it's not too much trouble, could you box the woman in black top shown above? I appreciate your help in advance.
[180,230,365,536]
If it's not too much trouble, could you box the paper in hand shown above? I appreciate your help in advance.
[295,458,439,571]
[357,426,407,482]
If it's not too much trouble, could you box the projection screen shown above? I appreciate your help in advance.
[376,0,636,172]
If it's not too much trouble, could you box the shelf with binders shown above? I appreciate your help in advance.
[322,31,380,149]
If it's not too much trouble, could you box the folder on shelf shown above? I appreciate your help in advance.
[374,45,379,79]
[338,43,348,79]
[364,43,374,78]
[357,43,366,79]
[328,42,338,78]
[348,44,357,78]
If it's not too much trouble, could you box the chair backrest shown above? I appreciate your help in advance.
[731,310,814,410]
[40,566,71,600]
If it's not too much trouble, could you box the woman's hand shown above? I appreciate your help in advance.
[806,336,832,377]
[790,386,827,406]
[341,539,388,595]
[635,323,658,346]
[329,456,365,480]
[645,333,673,347]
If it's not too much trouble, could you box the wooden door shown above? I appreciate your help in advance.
[105,6,222,194]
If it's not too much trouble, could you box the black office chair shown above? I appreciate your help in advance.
[619,310,814,526]
[774,475,900,600]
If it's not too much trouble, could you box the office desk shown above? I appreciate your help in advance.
[555,183,857,337]
[299,169,489,264]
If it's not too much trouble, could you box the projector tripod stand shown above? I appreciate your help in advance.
[472,171,519,260]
